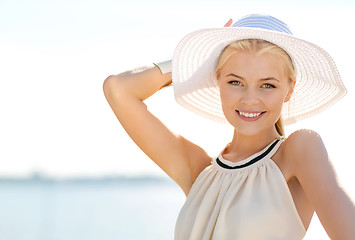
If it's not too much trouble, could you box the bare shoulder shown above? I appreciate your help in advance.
[286,128,322,144]
[283,129,328,174]
[284,129,326,156]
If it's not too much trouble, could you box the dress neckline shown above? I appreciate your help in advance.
[216,138,283,170]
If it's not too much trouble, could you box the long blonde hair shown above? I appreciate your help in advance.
[216,39,295,136]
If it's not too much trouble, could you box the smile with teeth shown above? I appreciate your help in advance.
[238,111,263,118]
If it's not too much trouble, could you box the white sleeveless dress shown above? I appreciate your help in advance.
[175,138,306,240]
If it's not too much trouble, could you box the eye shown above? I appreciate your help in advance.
[228,80,242,86]
[262,83,275,89]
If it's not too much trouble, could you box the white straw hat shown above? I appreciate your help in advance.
[172,14,347,125]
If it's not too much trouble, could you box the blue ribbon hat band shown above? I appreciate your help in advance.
[232,14,293,35]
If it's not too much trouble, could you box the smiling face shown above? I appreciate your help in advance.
[217,50,294,137]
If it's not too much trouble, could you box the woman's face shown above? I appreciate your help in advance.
[218,51,294,136]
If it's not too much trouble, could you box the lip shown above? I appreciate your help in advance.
[236,110,266,122]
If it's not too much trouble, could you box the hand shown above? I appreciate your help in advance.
[224,19,233,27]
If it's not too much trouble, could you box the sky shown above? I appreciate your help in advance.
[1,0,355,190]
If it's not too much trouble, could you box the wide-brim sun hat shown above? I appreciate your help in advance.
[172,14,347,125]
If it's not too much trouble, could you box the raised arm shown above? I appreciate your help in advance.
[103,65,211,195]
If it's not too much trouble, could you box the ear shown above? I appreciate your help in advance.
[284,78,296,102]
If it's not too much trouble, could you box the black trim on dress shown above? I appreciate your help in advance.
[216,139,280,169]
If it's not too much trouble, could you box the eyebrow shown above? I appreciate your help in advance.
[226,73,244,79]
[226,73,280,82]
[261,77,280,82]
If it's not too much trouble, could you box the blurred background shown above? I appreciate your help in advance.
[0,0,354,239]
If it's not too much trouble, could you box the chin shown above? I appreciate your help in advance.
[228,120,277,137]
[236,127,265,137]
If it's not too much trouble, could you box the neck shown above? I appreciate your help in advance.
[224,128,281,161]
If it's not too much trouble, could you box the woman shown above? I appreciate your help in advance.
[103,15,355,239]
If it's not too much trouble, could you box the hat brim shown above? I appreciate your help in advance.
[172,27,347,125]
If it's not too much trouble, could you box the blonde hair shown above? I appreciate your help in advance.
[216,39,295,136]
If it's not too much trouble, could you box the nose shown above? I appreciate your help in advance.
[241,88,260,105]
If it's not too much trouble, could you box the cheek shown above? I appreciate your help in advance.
[219,87,239,120]
[262,91,287,111]
[271,98,285,112]
[219,86,234,103]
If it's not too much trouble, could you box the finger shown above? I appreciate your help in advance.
[224,19,233,27]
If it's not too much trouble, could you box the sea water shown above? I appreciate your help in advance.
[0,177,185,240]
[0,176,351,240]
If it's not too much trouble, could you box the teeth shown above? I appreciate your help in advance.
[239,111,262,118]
